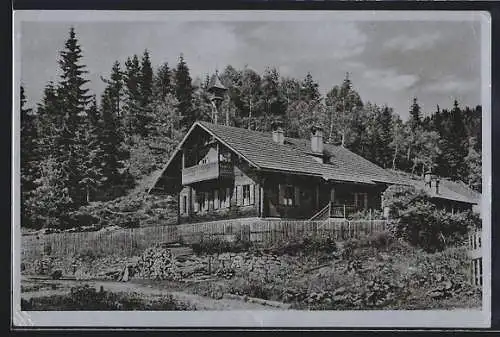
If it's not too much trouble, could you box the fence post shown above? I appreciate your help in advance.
[343,204,346,219]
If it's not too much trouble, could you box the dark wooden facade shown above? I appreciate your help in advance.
[156,127,386,224]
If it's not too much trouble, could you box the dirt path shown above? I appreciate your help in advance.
[21,278,286,310]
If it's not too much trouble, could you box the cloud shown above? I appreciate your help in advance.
[423,76,478,94]
[363,69,419,91]
[384,32,441,52]
[240,22,367,63]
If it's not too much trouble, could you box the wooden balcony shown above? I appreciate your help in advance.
[181,161,234,185]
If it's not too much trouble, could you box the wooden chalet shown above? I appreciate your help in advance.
[149,120,413,224]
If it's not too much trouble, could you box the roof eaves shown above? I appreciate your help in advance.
[147,122,202,193]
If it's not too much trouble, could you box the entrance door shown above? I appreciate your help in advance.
[264,186,279,217]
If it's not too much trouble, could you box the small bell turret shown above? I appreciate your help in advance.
[208,71,228,125]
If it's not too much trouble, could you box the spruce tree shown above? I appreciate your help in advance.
[81,96,108,202]
[409,97,421,132]
[174,54,194,130]
[124,54,142,138]
[100,82,129,198]
[154,62,173,100]
[300,72,320,102]
[378,105,394,168]
[20,85,39,227]
[36,82,61,159]
[55,27,92,208]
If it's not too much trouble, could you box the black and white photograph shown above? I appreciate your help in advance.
[12,10,491,328]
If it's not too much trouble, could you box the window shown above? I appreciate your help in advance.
[198,192,207,213]
[243,185,251,205]
[353,192,368,210]
[182,196,187,214]
[280,184,295,206]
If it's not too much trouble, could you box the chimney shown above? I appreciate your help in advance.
[271,121,284,145]
[424,171,432,188]
[311,125,324,154]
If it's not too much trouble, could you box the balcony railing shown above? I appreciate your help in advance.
[181,161,234,185]
[330,204,358,218]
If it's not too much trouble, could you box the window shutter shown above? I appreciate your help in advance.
[279,184,285,205]
[294,186,300,206]
[250,184,255,205]
[180,196,184,214]
[226,187,231,207]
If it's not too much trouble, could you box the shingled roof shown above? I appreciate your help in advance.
[388,170,481,205]
[150,122,481,205]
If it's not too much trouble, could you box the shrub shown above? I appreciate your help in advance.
[383,185,475,252]
[21,284,194,310]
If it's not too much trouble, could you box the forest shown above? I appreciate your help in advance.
[20,28,482,229]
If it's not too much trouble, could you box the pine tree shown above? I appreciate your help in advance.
[36,82,61,159]
[409,97,421,132]
[131,49,154,137]
[124,54,142,138]
[140,50,153,106]
[30,157,74,228]
[174,54,194,130]
[464,137,482,192]
[300,72,320,102]
[20,85,39,227]
[404,98,422,172]
[449,100,468,179]
[55,27,92,208]
[154,62,173,100]
[80,96,106,202]
[100,81,129,198]
[378,105,394,168]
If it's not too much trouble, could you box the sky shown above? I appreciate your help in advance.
[18,14,484,120]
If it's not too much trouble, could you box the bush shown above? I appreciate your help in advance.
[21,284,194,310]
[383,185,476,252]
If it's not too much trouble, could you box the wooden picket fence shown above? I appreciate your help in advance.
[21,225,179,259]
[21,218,389,259]
[467,229,482,287]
